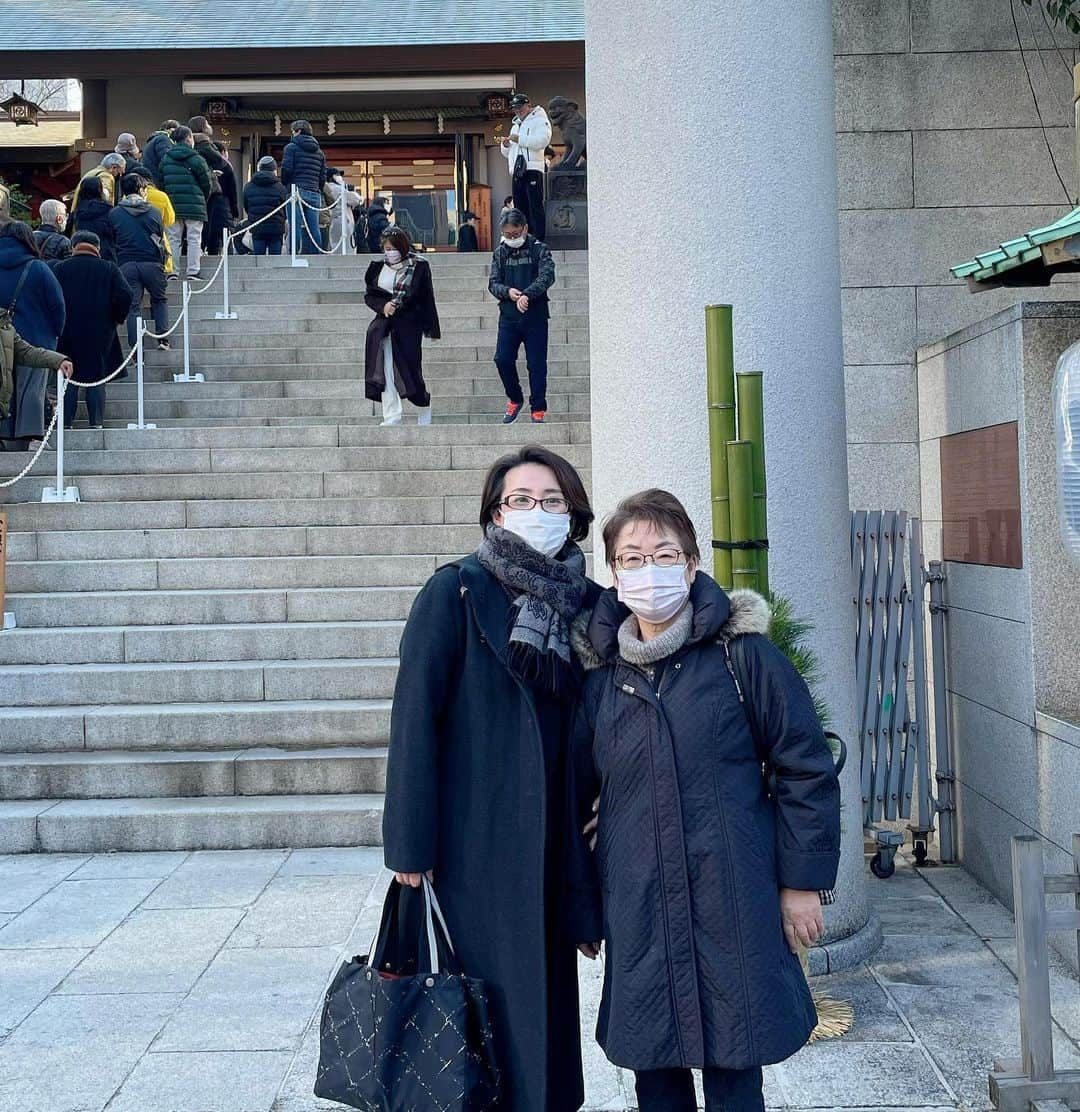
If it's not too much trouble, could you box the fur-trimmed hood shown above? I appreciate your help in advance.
[585,573,770,667]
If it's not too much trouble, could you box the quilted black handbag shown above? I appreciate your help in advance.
[315,876,501,1110]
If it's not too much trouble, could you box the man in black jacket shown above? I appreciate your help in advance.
[281,120,326,255]
[142,120,178,188]
[243,156,288,255]
[34,200,72,264]
[109,174,170,351]
[488,209,556,424]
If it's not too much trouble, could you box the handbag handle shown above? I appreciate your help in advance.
[420,874,456,974]
[368,878,460,977]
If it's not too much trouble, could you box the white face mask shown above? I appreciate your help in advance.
[501,235,526,249]
[500,508,571,558]
[384,248,402,264]
[616,563,691,624]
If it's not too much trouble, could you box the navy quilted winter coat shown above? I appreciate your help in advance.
[567,575,841,1072]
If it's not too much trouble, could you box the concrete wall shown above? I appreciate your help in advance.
[917,301,1080,969]
[834,0,1080,514]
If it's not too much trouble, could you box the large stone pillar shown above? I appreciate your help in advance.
[585,1,876,968]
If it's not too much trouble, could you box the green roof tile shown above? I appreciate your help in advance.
[951,205,1080,283]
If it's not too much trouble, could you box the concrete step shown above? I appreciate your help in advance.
[6,586,419,629]
[187,288,585,316]
[185,312,590,337]
[0,620,405,666]
[4,793,385,852]
[10,523,488,562]
[1,467,490,505]
[142,341,590,366]
[0,699,392,754]
[0,746,387,799]
[0,657,399,707]
[226,250,587,267]
[6,553,436,593]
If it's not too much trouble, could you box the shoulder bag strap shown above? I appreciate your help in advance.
[8,260,34,315]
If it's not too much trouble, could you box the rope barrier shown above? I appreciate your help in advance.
[294,189,350,255]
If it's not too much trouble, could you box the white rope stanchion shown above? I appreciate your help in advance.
[173,281,204,383]
[215,231,238,320]
[289,185,309,269]
[127,318,156,433]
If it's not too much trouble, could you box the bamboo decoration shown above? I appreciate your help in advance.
[726,440,758,591]
[705,305,737,589]
[736,371,769,595]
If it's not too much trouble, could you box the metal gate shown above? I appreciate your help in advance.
[850,510,957,875]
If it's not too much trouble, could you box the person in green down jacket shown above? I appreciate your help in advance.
[0,314,73,426]
[159,125,213,280]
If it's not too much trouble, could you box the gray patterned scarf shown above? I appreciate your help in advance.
[476,525,589,696]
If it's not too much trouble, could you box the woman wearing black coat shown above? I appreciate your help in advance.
[363,226,439,426]
[567,489,841,1112]
[383,444,604,1112]
[365,197,390,252]
[72,177,118,263]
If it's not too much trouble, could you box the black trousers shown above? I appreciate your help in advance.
[494,312,549,412]
[121,261,168,347]
[64,383,105,428]
[634,1066,765,1112]
[512,169,546,240]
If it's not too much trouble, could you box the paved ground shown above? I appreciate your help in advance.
[1,848,1078,1112]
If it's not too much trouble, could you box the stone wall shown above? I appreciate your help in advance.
[917,301,1080,970]
[834,0,1080,513]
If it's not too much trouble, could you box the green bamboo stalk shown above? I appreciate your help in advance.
[726,440,758,592]
[705,304,736,589]
[736,371,769,595]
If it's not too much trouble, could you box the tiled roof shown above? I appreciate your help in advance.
[0,118,80,149]
[0,0,584,49]
[951,207,1080,286]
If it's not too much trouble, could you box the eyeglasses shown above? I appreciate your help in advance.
[501,495,570,514]
[614,548,687,571]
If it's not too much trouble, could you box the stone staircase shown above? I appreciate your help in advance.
[0,252,590,853]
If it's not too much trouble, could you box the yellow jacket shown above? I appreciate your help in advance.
[70,165,117,211]
[145,185,176,274]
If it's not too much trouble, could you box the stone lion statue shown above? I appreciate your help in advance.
[547,97,587,171]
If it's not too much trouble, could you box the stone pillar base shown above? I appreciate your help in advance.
[807,910,883,975]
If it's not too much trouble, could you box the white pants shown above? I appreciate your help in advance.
[167,219,204,278]
[380,338,403,423]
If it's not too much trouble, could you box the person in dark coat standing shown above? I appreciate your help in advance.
[188,118,232,257]
[280,119,326,255]
[365,196,390,253]
[33,200,72,264]
[109,174,170,351]
[72,176,118,263]
[142,120,178,188]
[566,489,841,1112]
[242,157,288,255]
[0,220,66,450]
[160,126,213,280]
[363,226,439,426]
[384,444,603,1112]
[52,232,132,429]
[456,210,480,252]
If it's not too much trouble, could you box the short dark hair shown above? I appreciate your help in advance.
[291,119,313,135]
[602,489,701,567]
[212,140,228,153]
[72,231,101,249]
[170,125,192,143]
[131,165,154,183]
[502,195,514,207]
[78,176,105,205]
[499,209,528,229]
[188,115,209,135]
[119,173,144,197]
[159,119,180,134]
[479,446,593,543]
[380,226,411,257]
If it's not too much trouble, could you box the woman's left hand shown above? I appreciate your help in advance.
[779,888,823,953]
[384,302,397,317]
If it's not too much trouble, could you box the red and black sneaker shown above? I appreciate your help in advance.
[503,401,522,424]
[530,410,546,424]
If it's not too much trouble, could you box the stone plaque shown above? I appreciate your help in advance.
[940,421,1022,568]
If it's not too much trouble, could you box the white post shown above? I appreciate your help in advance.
[126,317,156,431]
[215,230,238,319]
[290,184,308,268]
[40,370,79,503]
[174,281,205,383]
[340,186,348,255]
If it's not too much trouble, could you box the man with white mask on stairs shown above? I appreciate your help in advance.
[502,92,551,241]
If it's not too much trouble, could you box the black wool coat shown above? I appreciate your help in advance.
[567,576,841,1072]
[363,257,440,405]
[73,200,118,262]
[383,555,603,1112]
[52,252,132,385]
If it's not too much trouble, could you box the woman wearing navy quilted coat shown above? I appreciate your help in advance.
[567,489,841,1112]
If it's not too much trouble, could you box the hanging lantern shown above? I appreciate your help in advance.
[273,114,282,137]
[383,114,391,135]
[327,114,336,136]
[437,112,445,135]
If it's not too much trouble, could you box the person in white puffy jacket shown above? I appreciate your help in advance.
[502,92,551,240]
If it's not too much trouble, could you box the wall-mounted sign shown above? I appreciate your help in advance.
[203,98,237,122]
[483,93,513,119]
[940,421,1023,568]
[75,138,99,151]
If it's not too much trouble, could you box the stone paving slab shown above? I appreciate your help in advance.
[0,849,1076,1111]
